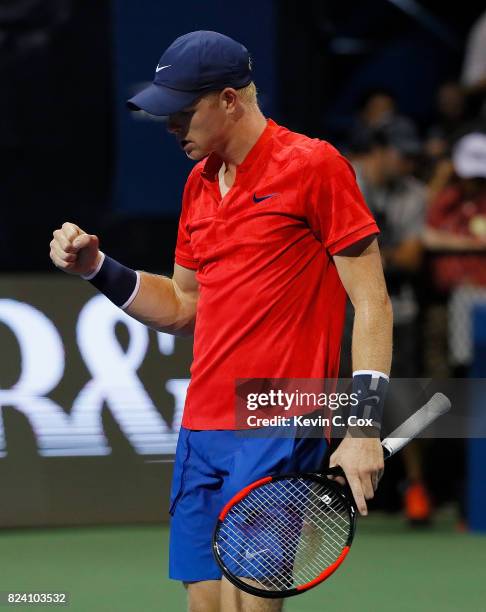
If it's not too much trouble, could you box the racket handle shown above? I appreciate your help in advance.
[381,392,451,458]
[327,393,451,470]
[327,465,345,477]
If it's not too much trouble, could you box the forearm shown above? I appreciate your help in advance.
[351,292,393,375]
[332,298,391,514]
[423,227,486,252]
[125,271,197,336]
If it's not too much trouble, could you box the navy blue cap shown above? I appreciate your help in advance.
[127,31,252,116]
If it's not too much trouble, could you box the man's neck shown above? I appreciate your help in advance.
[218,109,268,172]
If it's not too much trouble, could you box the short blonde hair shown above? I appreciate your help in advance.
[204,81,258,107]
[236,81,258,106]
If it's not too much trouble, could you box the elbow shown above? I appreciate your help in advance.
[156,307,197,336]
[354,289,393,327]
[375,288,393,322]
[167,320,196,337]
[156,316,196,337]
[372,291,393,341]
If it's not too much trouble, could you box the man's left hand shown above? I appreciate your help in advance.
[328,435,384,516]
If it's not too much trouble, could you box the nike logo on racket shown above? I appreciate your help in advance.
[253,193,278,203]
[245,548,269,560]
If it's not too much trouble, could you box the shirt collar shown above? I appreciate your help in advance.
[201,118,278,180]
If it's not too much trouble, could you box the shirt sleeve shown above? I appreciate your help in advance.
[303,143,379,255]
[175,176,199,271]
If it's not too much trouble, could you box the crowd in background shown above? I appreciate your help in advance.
[340,9,486,381]
[2,2,485,528]
[338,10,486,526]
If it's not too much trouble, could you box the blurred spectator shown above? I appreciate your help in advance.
[346,88,398,155]
[352,121,425,373]
[461,9,486,117]
[424,81,470,163]
[341,118,425,373]
[421,132,486,527]
[350,121,433,524]
[425,132,486,293]
[424,131,486,373]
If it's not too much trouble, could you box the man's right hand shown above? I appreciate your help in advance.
[50,222,102,277]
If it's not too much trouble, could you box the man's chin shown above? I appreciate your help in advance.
[184,149,206,161]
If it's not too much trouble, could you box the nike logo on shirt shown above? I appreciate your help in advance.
[253,193,278,203]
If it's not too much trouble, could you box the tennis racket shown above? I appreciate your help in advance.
[213,392,451,598]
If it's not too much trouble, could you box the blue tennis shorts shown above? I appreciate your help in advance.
[168,425,328,582]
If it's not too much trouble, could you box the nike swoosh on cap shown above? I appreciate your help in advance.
[253,193,278,203]
[155,64,172,72]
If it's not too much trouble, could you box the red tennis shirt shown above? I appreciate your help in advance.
[175,119,378,429]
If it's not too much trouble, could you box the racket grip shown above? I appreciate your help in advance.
[326,393,451,469]
[381,392,451,457]
[327,465,345,477]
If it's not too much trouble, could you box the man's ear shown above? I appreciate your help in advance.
[220,88,238,112]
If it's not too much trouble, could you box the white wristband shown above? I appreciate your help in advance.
[353,370,390,382]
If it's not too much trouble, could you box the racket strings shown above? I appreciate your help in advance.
[285,479,350,545]
[218,482,346,588]
[244,480,348,568]
[216,477,352,592]
[219,495,329,587]
[277,481,350,574]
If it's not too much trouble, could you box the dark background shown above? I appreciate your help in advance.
[1,0,483,272]
[1,1,486,529]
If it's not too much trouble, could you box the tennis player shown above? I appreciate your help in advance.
[50,31,393,612]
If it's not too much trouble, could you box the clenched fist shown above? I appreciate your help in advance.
[50,222,102,277]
